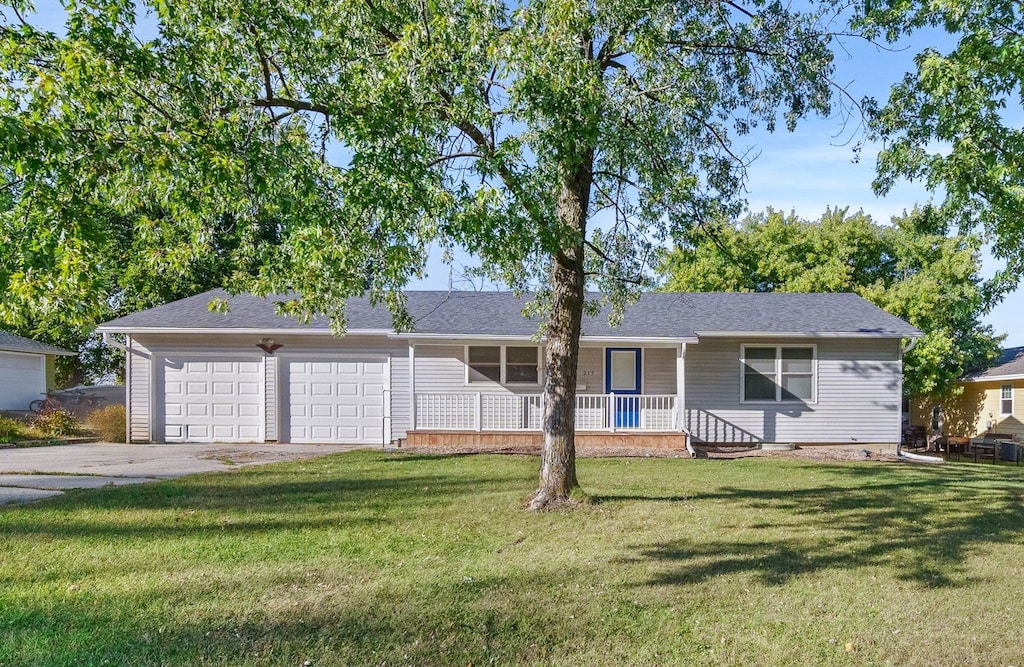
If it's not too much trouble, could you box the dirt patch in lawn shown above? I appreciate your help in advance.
[397,442,906,462]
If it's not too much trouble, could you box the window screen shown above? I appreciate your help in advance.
[467,346,501,382]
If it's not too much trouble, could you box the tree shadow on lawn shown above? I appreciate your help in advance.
[0,562,626,667]
[0,456,536,542]
[605,462,1024,589]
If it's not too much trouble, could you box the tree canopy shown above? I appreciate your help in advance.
[866,0,1024,297]
[2,0,893,505]
[660,207,1003,396]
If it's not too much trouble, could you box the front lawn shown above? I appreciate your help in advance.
[1,451,1021,666]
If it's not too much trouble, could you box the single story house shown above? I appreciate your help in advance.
[96,290,921,447]
[911,346,1024,440]
[0,331,75,411]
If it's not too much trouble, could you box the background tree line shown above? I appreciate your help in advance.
[659,206,1003,397]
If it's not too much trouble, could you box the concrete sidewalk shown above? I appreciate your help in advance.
[0,442,368,506]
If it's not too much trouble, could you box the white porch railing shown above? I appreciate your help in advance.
[414,393,678,432]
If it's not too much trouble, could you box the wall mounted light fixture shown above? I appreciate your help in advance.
[257,338,283,355]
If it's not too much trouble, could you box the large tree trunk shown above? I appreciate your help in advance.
[528,159,592,511]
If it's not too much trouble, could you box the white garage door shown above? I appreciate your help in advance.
[0,352,43,411]
[163,357,264,443]
[288,358,388,444]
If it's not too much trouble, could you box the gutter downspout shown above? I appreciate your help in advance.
[101,332,128,353]
[102,333,131,443]
[898,447,943,463]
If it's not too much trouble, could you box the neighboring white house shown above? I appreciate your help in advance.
[96,290,922,447]
[0,332,75,411]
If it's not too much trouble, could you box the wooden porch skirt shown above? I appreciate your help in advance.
[406,430,689,450]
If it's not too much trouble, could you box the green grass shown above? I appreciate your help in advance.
[1,451,1023,666]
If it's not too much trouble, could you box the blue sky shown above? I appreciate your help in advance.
[732,29,1022,347]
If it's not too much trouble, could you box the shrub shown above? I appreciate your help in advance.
[87,404,127,443]
[0,416,27,443]
[31,410,80,437]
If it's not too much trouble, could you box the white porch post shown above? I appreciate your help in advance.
[608,393,616,433]
[676,343,686,432]
[124,335,132,443]
[408,343,416,431]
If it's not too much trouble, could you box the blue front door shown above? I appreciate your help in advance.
[605,348,642,428]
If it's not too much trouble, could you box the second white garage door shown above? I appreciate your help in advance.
[287,358,388,444]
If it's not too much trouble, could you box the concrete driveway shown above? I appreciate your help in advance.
[0,443,368,506]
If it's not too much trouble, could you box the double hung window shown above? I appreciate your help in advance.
[467,346,541,385]
[741,345,816,403]
[1001,384,1013,415]
[467,347,502,382]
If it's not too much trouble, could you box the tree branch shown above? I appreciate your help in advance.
[666,40,784,59]
[362,0,400,42]
[252,97,330,116]
[723,0,756,20]
[426,151,486,168]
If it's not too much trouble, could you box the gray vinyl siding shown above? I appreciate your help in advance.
[264,356,278,441]
[684,337,902,444]
[127,336,151,443]
[412,345,467,393]
[389,348,410,440]
[644,348,677,395]
[577,347,603,393]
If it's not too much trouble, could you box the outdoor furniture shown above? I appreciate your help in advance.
[902,425,926,448]
[945,437,969,461]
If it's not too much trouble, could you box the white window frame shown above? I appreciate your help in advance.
[740,344,817,404]
[1001,384,1013,415]
[465,345,543,386]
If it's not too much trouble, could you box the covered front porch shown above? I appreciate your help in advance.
[403,341,690,451]
[406,392,689,450]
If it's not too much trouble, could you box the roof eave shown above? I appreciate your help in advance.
[389,333,698,344]
[0,346,76,356]
[694,330,921,339]
[962,373,1024,383]
[94,326,391,336]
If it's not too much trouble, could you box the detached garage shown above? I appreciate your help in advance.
[0,332,75,411]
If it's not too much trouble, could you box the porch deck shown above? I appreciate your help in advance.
[406,430,690,450]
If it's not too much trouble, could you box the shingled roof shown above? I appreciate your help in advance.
[966,347,1024,381]
[0,331,74,356]
[97,289,921,339]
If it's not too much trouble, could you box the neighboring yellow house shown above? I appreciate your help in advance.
[911,347,1024,439]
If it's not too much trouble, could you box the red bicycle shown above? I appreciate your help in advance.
[29,391,65,415]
